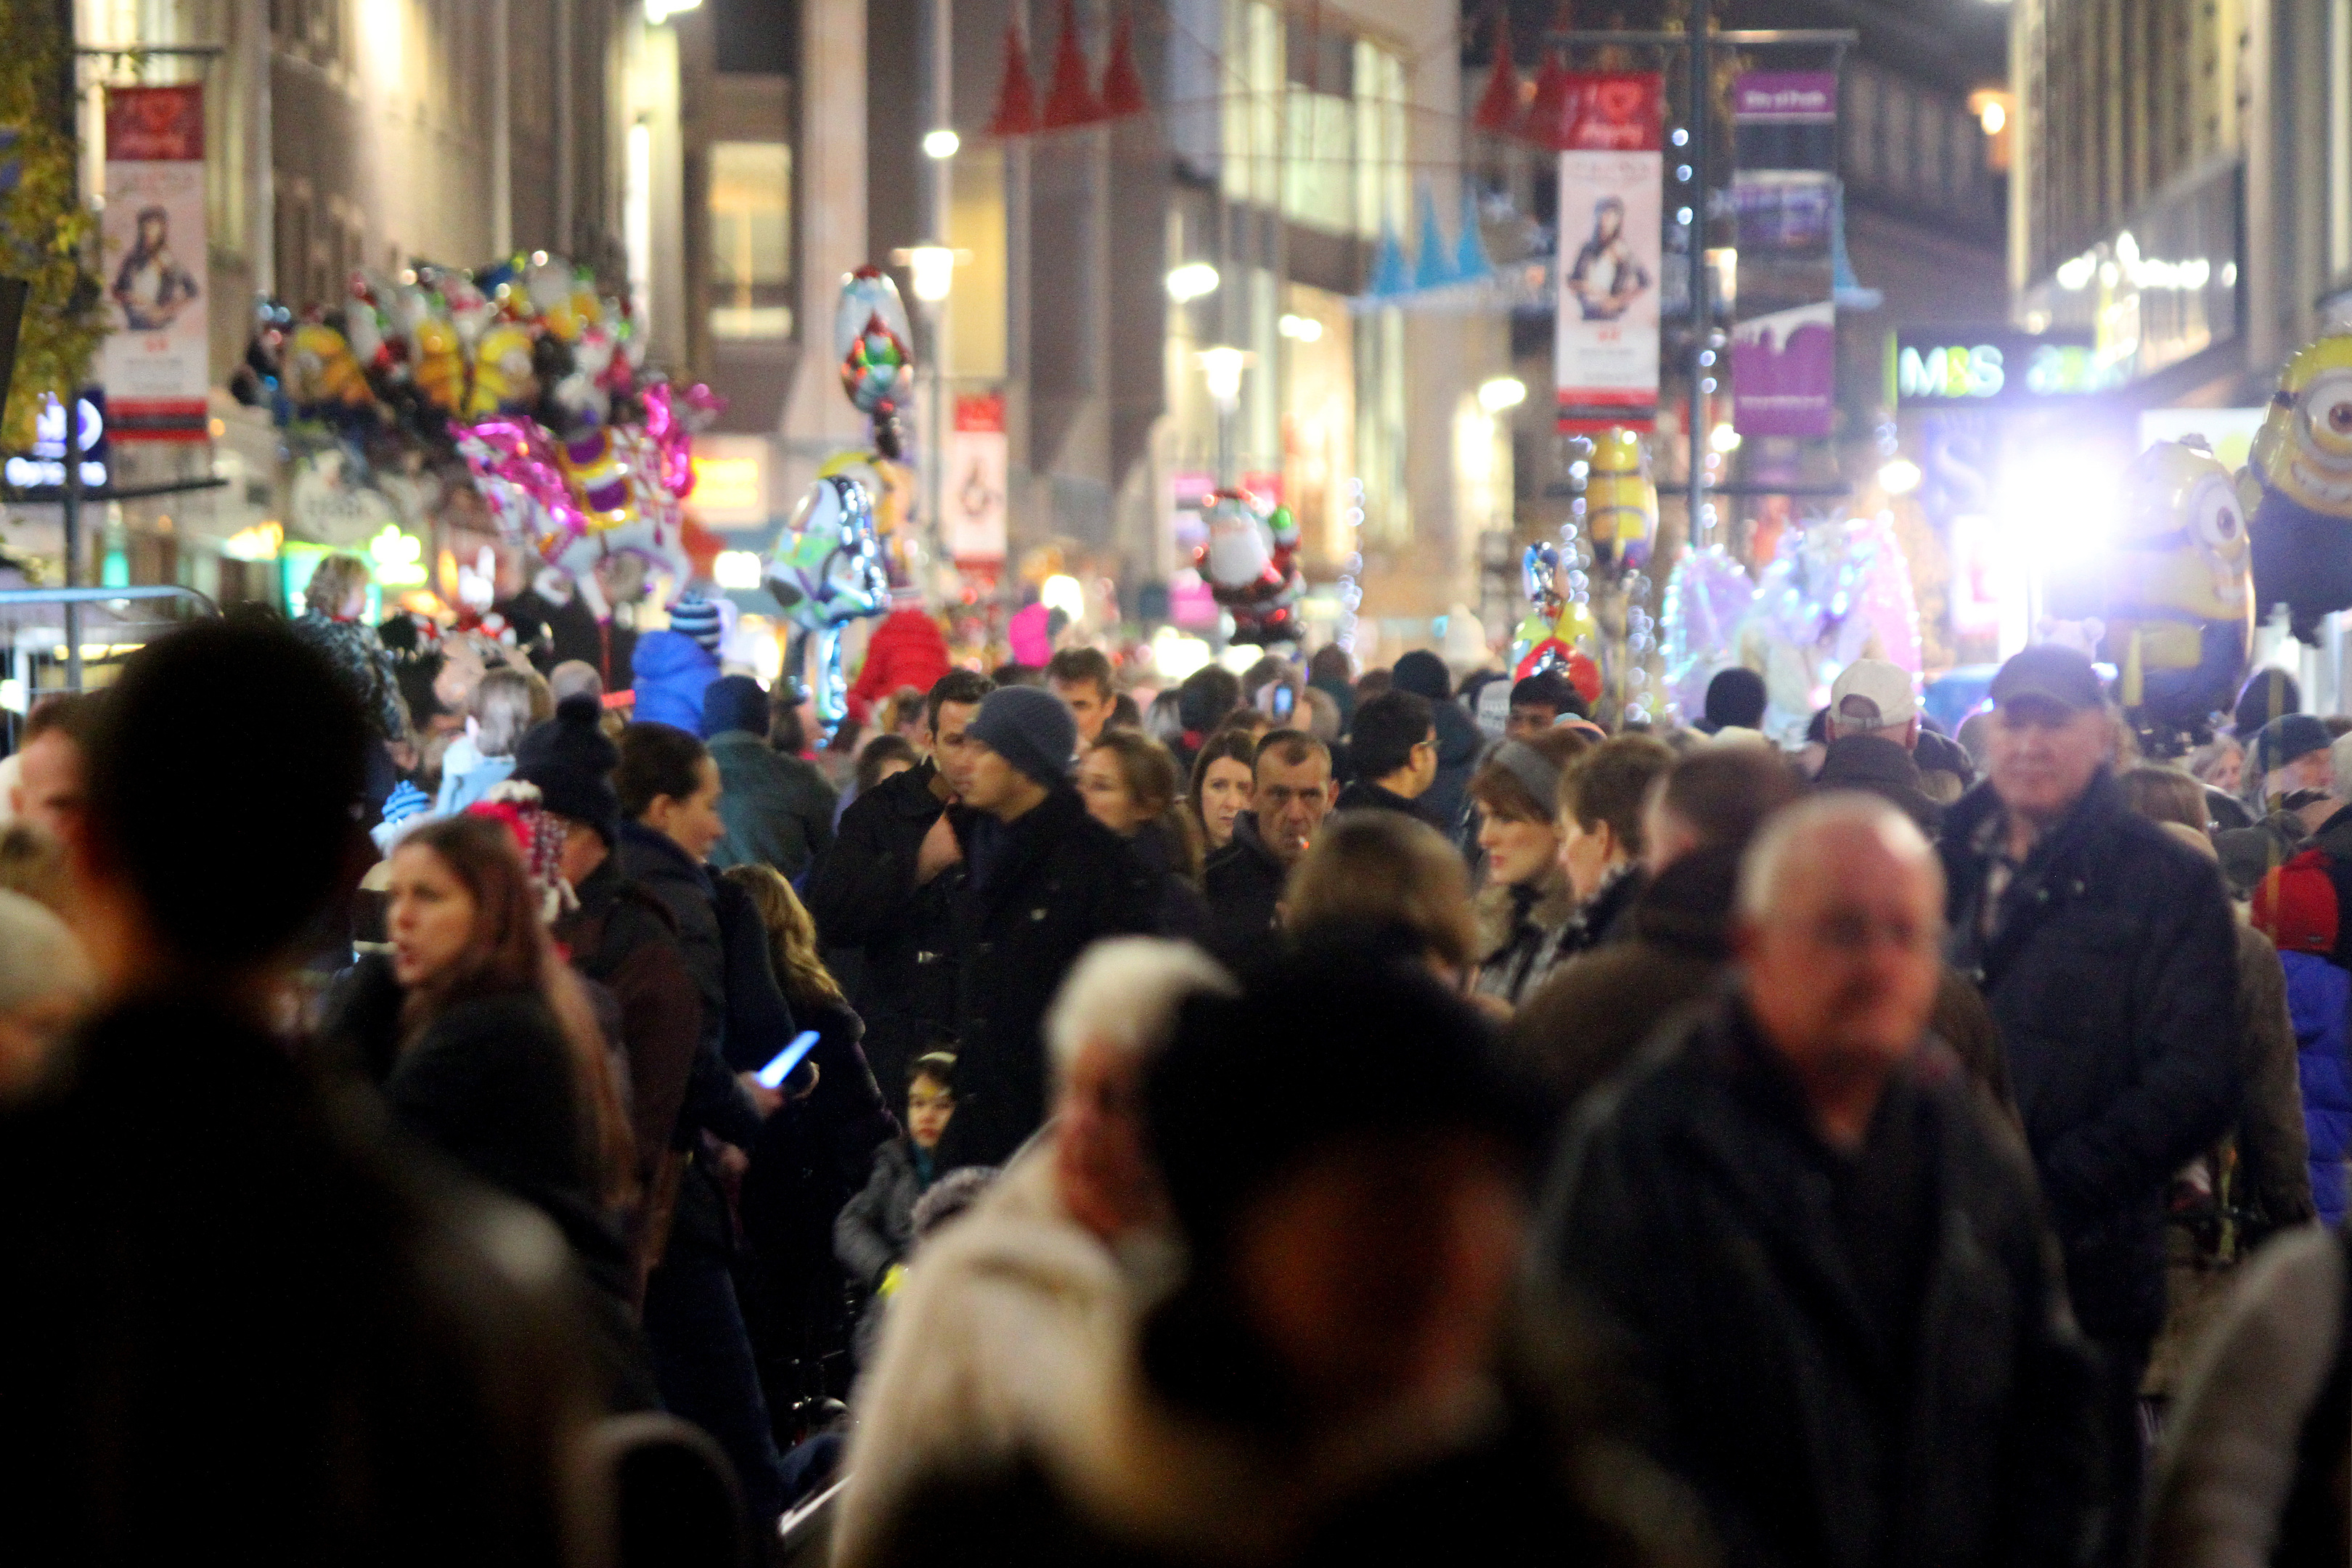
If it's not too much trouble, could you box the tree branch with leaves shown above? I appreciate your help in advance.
[0,0,106,450]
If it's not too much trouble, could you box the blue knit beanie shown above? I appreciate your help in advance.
[965,685,1077,788]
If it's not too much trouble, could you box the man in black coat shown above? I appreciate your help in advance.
[805,670,993,1103]
[1332,687,1441,820]
[934,686,1159,1169]
[1201,729,1334,968]
[1545,794,2102,1568]
[0,622,603,1565]
[1939,645,2241,1563]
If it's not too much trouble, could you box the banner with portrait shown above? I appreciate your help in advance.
[101,85,208,441]
[1554,73,1663,434]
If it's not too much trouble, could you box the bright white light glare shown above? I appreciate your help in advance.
[361,0,403,81]
[2055,253,2096,290]
[1196,346,1250,405]
[1879,458,1923,495]
[1477,375,1527,413]
[1677,206,1694,226]
[625,121,653,325]
[1218,643,1262,674]
[646,0,703,21]
[1278,313,1324,341]
[714,550,764,590]
[1710,422,1742,454]
[923,128,961,159]
[1041,573,1086,621]
[907,244,957,303]
[1151,626,1213,679]
[1980,101,2007,136]
[1167,262,1221,303]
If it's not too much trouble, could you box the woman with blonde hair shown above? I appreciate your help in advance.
[718,861,897,1426]
[288,551,407,815]
[1285,809,1478,983]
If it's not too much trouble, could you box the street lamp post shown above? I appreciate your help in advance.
[1196,346,1249,486]
[907,245,957,566]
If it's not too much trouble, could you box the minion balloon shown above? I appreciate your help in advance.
[1580,427,1657,573]
[2104,440,2254,745]
[2248,330,2352,642]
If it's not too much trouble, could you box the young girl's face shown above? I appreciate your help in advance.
[908,1074,955,1150]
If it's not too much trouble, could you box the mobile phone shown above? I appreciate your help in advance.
[756,1030,822,1089]
[1272,683,1296,720]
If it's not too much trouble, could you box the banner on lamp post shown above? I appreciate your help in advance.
[101,85,209,442]
[947,393,1009,565]
[1730,73,1838,439]
[1554,73,1663,435]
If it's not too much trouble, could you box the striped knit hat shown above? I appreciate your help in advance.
[667,593,724,650]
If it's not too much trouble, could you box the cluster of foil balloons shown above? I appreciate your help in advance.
[232,254,719,620]
[1193,489,1304,645]
[1508,428,1657,715]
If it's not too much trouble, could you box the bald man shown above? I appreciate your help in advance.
[1538,796,2100,1568]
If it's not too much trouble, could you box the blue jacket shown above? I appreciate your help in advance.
[630,631,719,733]
[2281,950,2352,1224]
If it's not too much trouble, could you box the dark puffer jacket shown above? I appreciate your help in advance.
[1543,1002,2102,1568]
[1941,769,2242,1343]
[935,786,1159,1169]
[833,1135,930,1291]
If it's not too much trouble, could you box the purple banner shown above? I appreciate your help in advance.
[1731,72,1839,438]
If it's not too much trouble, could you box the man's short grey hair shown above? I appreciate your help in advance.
[1045,937,1236,1077]
[0,887,92,1013]
[2329,731,2352,801]
[1736,792,1944,922]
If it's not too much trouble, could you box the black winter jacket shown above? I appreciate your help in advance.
[556,854,703,1181]
[319,958,654,1407]
[804,758,963,1103]
[616,820,772,1262]
[1545,1003,2102,1568]
[1940,770,2242,1342]
[1201,814,1289,971]
[936,786,1159,1169]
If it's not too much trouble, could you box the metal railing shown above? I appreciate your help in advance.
[0,585,222,695]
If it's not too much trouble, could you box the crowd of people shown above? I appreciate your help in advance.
[3,553,2350,1567]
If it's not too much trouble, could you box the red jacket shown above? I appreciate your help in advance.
[849,607,952,722]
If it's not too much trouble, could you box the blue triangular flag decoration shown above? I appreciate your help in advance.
[1454,184,1495,283]
[1413,184,1458,290]
[1369,224,1412,297]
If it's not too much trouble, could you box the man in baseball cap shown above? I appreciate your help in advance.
[1814,658,1943,830]
[1937,641,2241,1563]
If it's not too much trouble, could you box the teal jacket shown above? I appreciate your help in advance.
[706,730,838,881]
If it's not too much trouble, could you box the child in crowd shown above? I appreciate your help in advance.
[835,1053,957,1315]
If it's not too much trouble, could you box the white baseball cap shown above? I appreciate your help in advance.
[1829,658,1918,730]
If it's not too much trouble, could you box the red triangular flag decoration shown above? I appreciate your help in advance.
[1040,0,1105,128]
[1524,48,1572,150]
[1471,13,1522,136]
[987,20,1040,137]
[1099,9,1148,119]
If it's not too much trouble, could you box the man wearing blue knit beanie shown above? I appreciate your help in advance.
[936,685,1161,1169]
